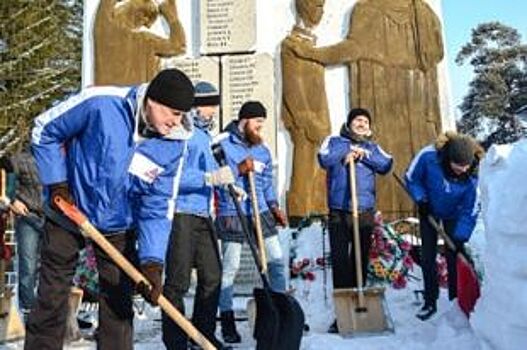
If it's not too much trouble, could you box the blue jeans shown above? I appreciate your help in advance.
[15,212,44,310]
[218,235,286,312]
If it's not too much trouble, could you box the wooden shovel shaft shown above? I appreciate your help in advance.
[349,160,366,308]
[54,197,216,350]
[426,215,473,266]
[1,169,5,198]
[247,171,268,273]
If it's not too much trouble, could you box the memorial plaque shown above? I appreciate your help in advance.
[221,53,276,155]
[161,56,220,88]
[200,0,256,55]
[161,57,221,135]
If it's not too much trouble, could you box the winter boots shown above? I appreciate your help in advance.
[416,302,437,321]
[327,319,339,334]
[220,311,241,343]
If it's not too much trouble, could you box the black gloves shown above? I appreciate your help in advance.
[417,200,430,218]
[49,182,74,211]
[237,158,255,175]
[137,262,163,306]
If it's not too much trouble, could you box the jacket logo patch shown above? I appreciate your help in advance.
[129,153,165,183]
[254,160,265,173]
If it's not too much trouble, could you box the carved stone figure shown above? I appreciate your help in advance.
[94,0,186,86]
[280,0,331,224]
[291,0,444,215]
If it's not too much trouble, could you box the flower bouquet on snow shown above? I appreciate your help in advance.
[368,213,415,289]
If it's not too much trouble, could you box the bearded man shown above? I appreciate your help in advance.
[214,101,288,344]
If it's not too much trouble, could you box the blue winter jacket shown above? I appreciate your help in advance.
[318,125,392,212]
[32,85,187,264]
[176,126,218,217]
[215,121,278,217]
[404,145,479,241]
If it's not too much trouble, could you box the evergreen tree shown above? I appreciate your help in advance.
[456,21,527,147]
[0,0,82,154]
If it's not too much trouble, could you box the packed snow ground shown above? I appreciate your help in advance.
[0,223,483,350]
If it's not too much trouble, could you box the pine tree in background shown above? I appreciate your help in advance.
[0,0,82,155]
[456,21,527,148]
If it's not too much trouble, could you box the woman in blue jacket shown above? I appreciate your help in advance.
[405,131,483,321]
[318,108,392,333]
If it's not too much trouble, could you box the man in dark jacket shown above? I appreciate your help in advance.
[405,131,482,321]
[162,81,233,350]
[7,146,45,320]
[318,108,393,333]
[215,101,288,344]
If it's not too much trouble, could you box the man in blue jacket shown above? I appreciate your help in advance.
[318,108,392,333]
[162,81,233,350]
[215,101,288,344]
[405,131,482,321]
[26,68,194,350]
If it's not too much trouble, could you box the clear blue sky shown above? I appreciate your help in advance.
[442,1,527,116]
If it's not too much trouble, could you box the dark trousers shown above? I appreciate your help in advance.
[328,209,374,289]
[162,213,222,350]
[419,215,464,305]
[24,219,135,350]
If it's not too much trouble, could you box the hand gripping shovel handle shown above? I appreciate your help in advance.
[247,171,268,273]
[349,160,366,311]
[53,196,216,350]
[391,173,473,265]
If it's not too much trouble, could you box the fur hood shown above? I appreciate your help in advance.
[434,131,485,162]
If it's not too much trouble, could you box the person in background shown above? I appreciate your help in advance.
[215,101,288,344]
[162,81,233,350]
[7,144,45,321]
[404,131,483,321]
[318,108,393,333]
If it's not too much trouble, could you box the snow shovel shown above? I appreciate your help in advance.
[426,215,480,316]
[333,159,391,336]
[392,173,481,317]
[53,197,216,350]
[212,144,305,350]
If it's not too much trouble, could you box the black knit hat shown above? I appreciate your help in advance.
[347,108,372,125]
[193,81,220,107]
[146,69,194,112]
[447,137,475,165]
[238,101,267,119]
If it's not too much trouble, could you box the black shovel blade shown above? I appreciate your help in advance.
[254,287,305,350]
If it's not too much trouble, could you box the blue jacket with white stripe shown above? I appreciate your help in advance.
[404,141,479,241]
[318,124,393,212]
[32,85,187,264]
[215,121,278,217]
[176,124,218,216]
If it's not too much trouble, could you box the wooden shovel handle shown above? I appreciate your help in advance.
[54,197,216,350]
[247,171,267,273]
[349,160,366,309]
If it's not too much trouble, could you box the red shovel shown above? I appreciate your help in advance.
[426,215,480,316]
[393,173,480,317]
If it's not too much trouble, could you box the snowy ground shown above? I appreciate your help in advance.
[0,222,485,350]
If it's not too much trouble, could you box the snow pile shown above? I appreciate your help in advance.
[471,140,527,350]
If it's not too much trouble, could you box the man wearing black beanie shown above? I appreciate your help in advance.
[214,100,288,344]
[26,68,194,350]
[318,107,392,333]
